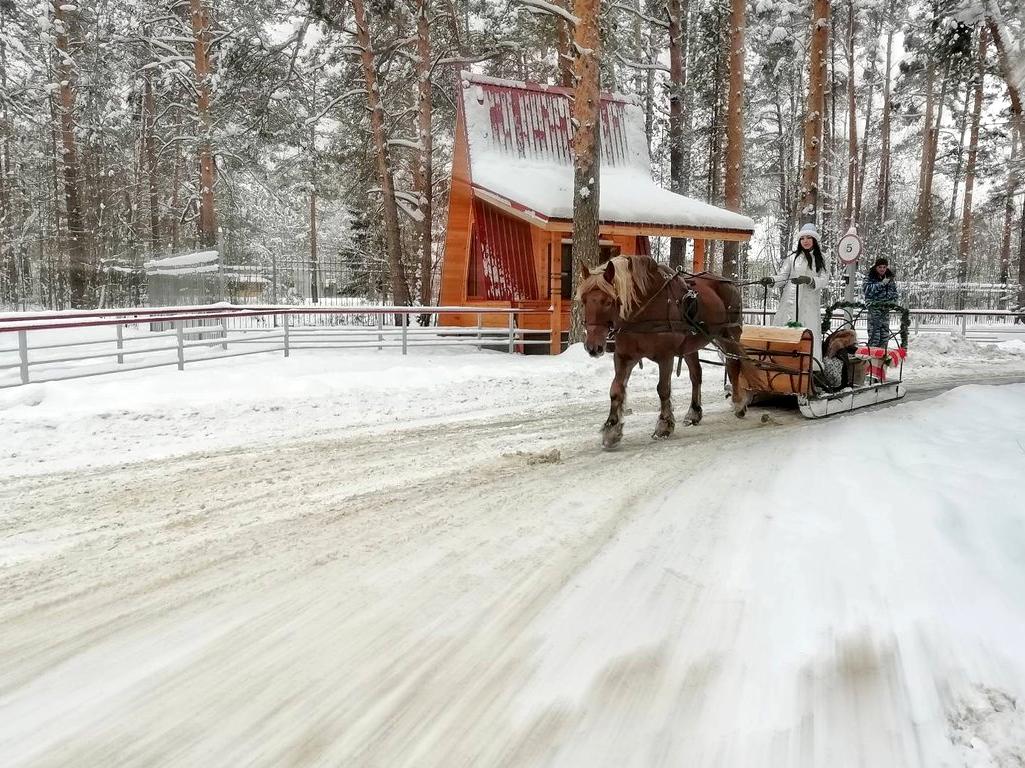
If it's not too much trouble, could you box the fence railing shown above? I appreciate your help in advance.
[2,304,1021,389]
[0,305,552,388]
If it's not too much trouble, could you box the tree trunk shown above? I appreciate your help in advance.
[189,0,217,249]
[143,38,161,255]
[998,128,1019,293]
[947,77,973,224]
[556,0,574,87]
[979,18,1020,305]
[720,0,745,279]
[912,29,951,256]
[822,5,836,238]
[1018,194,1025,313]
[776,98,790,260]
[416,0,434,317]
[842,0,858,230]
[988,19,1025,152]
[53,1,91,307]
[570,0,601,343]
[171,121,182,253]
[918,60,951,244]
[799,0,830,225]
[668,0,688,268]
[0,12,11,305]
[957,25,987,310]
[353,0,410,310]
[855,0,886,225]
[310,184,319,304]
[874,18,895,246]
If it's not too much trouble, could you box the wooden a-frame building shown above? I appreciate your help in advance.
[439,72,755,353]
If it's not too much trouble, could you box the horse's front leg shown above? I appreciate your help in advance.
[602,353,637,450]
[682,352,703,425]
[653,355,676,439]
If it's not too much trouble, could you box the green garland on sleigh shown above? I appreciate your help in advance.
[821,300,910,349]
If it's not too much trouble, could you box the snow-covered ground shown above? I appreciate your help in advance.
[2,336,1025,767]
[1,329,1024,477]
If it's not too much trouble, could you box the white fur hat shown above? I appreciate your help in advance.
[797,222,820,243]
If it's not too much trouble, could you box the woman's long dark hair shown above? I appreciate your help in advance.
[793,239,826,274]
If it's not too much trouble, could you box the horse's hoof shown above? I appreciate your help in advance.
[601,421,623,449]
[652,419,675,439]
[683,410,702,426]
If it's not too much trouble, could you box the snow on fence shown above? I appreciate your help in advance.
[0,305,552,388]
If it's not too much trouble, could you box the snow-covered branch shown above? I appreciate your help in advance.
[387,138,424,150]
[611,3,669,30]
[511,0,580,26]
[304,89,368,125]
[614,51,670,73]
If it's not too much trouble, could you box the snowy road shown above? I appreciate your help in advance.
[4,374,1025,766]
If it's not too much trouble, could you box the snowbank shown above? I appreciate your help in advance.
[908,331,1025,371]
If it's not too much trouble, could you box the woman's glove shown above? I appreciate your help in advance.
[791,275,813,285]
[759,277,776,287]
[881,277,891,285]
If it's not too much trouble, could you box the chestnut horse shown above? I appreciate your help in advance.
[576,254,751,449]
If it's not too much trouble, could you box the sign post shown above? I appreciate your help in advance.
[837,227,862,323]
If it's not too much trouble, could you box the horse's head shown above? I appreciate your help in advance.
[576,260,621,357]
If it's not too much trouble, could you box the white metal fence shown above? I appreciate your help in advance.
[2,304,1022,389]
[0,305,552,388]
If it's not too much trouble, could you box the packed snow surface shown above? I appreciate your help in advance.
[1,339,1025,767]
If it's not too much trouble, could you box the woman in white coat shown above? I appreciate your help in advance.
[768,223,829,364]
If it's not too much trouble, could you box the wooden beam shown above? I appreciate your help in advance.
[693,239,706,272]
[544,220,752,241]
[549,231,563,354]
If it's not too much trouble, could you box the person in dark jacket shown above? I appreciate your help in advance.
[863,257,898,348]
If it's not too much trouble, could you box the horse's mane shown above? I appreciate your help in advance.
[575,255,655,319]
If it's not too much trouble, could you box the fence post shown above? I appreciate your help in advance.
[115,323,124,364]
[220,317,229,351]
[476,312,482,351]
[283,313,290,357]
[402,313,408,355]
[960,313,968,337]
[914,313,920,335]
[508,312,516,353]
[176,321,185,371]
[18,329,29,385]
[376,312,383,351]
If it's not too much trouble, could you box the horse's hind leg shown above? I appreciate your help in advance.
[653,355,675,439]
[722,339,750,418]
[683,352,703,425]
[603,353,636,449]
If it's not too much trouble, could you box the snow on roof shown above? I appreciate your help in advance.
[460,72,754,233]
[144,250,220,276]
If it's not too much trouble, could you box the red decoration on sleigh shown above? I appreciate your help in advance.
[855,345,907,382]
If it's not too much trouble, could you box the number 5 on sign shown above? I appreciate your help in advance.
[837,227,862,265]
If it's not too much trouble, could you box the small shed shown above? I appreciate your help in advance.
[438,72,755,353]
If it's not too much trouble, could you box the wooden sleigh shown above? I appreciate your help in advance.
[738,309,907,419]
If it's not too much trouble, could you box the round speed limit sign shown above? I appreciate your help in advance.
[837,232,862,265]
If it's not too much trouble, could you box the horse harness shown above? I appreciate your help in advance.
[614,267,741,340]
